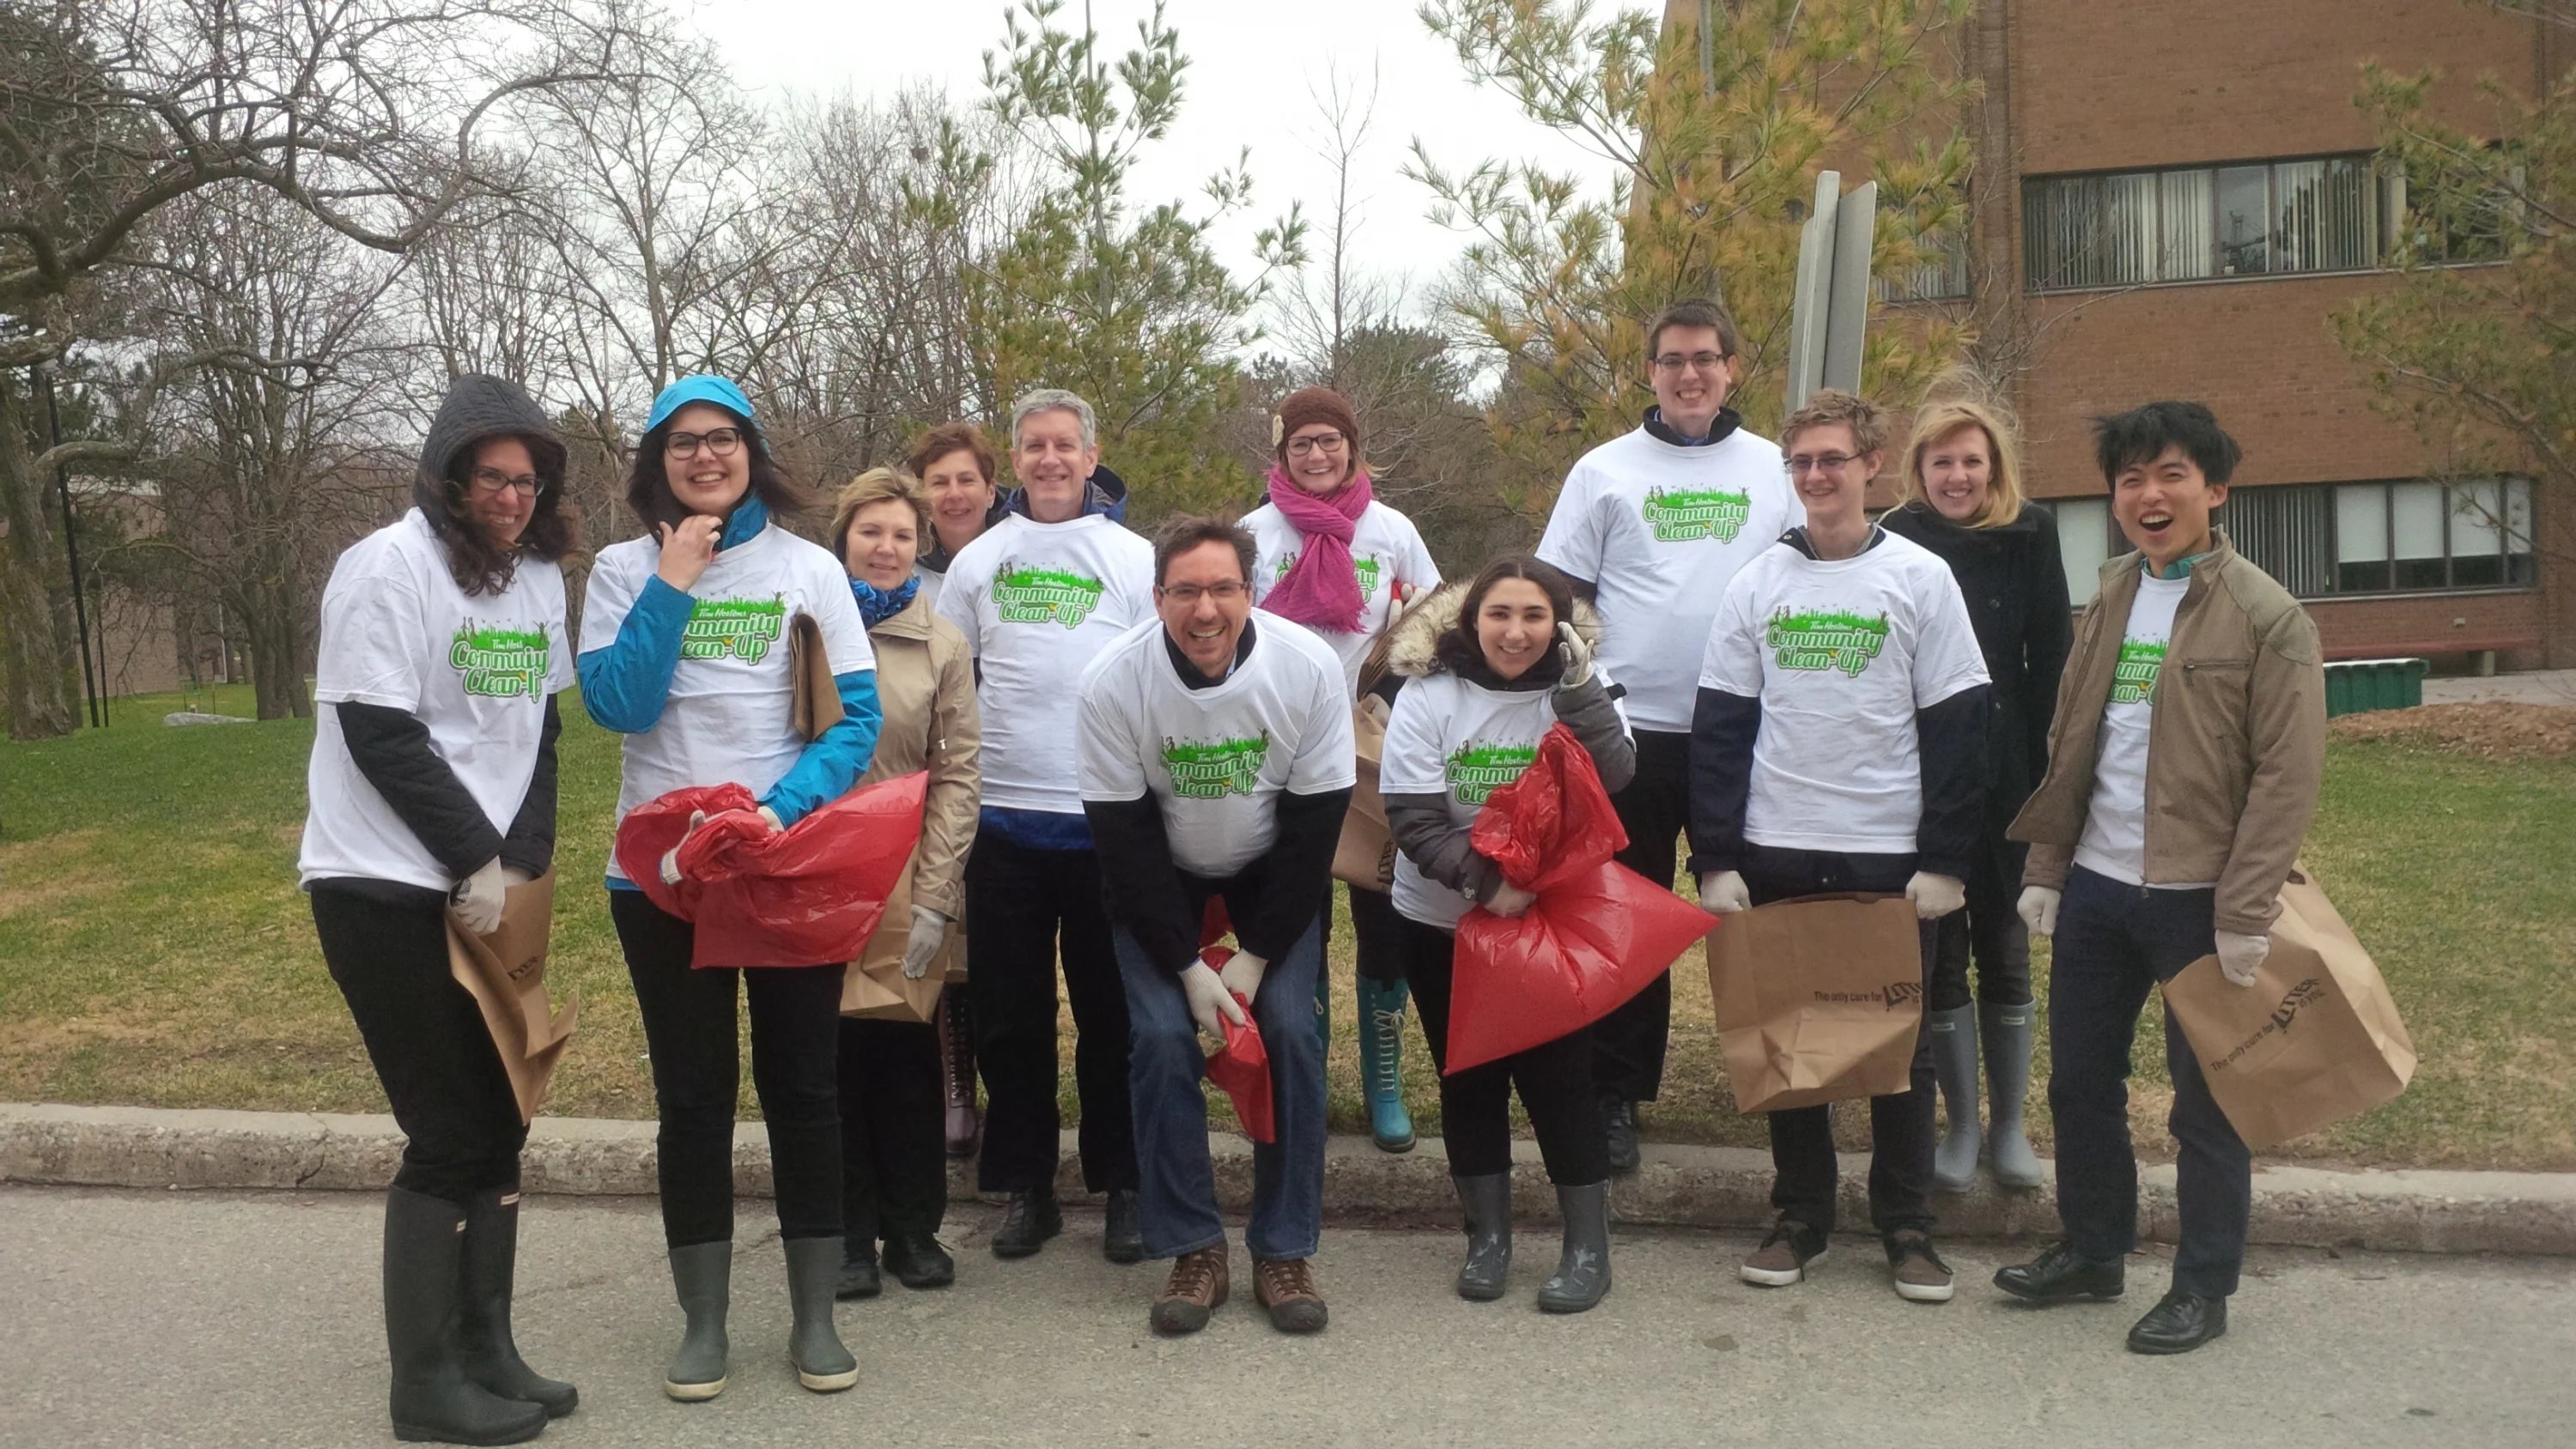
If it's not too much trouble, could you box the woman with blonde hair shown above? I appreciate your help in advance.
[826,464,982,1299]
[1880,397,2072,1194]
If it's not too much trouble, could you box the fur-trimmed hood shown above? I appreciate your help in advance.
[1374,579,1605,683]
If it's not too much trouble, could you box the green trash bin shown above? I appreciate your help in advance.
[2322,658,2429,718]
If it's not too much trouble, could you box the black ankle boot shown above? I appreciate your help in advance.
[835,1237,881,1300]
[991,1190,1062,1258]
[382,1188,546,1446]
[454,1187,577,1418]
[882,1231,956,1289]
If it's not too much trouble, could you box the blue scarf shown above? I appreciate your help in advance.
[850,574,921,629]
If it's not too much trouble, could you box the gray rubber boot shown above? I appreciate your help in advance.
[1927,1004,1983,1193]
[1982,1001,2045,1189]
[1451,1173,1512,1301]
[455,1187,577,1418]
[382,1187,547,1446]
[661,1240,731,1402]
[1536,1181,1613,1313]
[783,1236,859,1392]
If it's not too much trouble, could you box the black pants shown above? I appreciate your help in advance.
[313,886,527,1204]
[1740,845,1938,1240]
[964,832,1136,1195]
[1400,914,1609,1185]
[1346,881,1408,985]
[1593,727,1689,1102]
[837,1016,946,1243]
[610,890,845,1248]
[1928,828,2036,1011]
[2050,866,2249,1297]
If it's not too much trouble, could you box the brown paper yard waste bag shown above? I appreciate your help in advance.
[445,870,580,1124]
[1332,695,1396,891]
[788,613,844,742]
[841,844,951,1023]
[1704,894,1924,1114]
[2161,869,2415,1153]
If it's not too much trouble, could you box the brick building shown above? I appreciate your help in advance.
[1677,0,2572,669]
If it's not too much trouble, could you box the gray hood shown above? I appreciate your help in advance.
[415,373,567,512]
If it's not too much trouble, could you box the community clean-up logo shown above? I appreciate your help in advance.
[992,558,1107,627]
[2111,639,2168,704]
[449,622,551,697]
[1640,486,1752,543]
[1765,608,1890,677]
[1445,740,1538,807]
[681,597,787,663]
[1273,551,1383,599]
[1161,732,1272,799]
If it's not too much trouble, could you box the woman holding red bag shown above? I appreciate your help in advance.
[577,374,881,1401]
[1378,557,1634,1313]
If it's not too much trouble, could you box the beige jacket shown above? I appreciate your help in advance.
[2008,530,2325,935]
[858,592,981,922]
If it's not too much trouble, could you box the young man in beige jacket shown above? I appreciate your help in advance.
[1993,402,2325,1355]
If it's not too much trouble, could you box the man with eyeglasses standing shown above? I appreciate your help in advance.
[1077,516,1353,1336]
[1535,298,1794,1171]
[935,389,1158,1264]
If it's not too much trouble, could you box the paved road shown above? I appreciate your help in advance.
[5,1186,2570,1448]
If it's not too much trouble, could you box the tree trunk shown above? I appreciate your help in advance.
[0,374,77,739]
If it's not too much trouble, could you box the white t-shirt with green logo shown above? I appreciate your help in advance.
[1699,532,1990,857]
[301,509,572,891]
[1074,615,1357,878]
[1378,669,1631,929]
[2075,572,2208,887]
[1242,500,1443,697]
[1536,425,1794,731]
[582,522,874,881]
[935,512,1157,816]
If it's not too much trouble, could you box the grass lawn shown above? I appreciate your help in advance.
[3,689,2569,1170]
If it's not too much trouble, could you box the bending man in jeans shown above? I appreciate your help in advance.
[1077,517,1355,1336]
[1996,401,2325,1355]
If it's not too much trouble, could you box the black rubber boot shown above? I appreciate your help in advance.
[1536,1181,1613,1314]
[1452,1173,1512,1301]
[382,1188,547,1446]
[783,1236,859,1392]
[661,1240,731,1402]
[455,1188,577,1419]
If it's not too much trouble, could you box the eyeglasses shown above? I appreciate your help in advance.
[665,427,743,460]
[1159,580,1249,606]
[470,467,543,497]
[1285,433,1347,458]
[1783,452,1862,476]
[1651,351,1730,373]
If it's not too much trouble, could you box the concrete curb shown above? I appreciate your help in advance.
[4,1101,2571,1257]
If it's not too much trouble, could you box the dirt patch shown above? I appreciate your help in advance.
[2330,703,2576,762]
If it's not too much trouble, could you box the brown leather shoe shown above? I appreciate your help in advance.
[1149,1246,1229,1335]
[1253,1257,1328,1334]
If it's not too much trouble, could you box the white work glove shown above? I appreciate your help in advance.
[501,865,536,887]
[1554,621,1595,690]
[2017,886,2061,938]
[1178,959,1247,1039]
[900,906,948,979]
[1486,882,1539,918]
[756,805,784,833]
[1218,949,1267,1006]
[1697,870,1750,914]
[2215,930,2271,989]
[1905,871,1966,921]
[452,857,506,937]
[659,809,708,885]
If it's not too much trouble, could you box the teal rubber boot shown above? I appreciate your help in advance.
[1354,976,1417,1153]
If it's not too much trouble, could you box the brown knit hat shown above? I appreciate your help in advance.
[1273,386,1361,462]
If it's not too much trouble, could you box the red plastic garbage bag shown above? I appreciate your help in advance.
[1194,941,1277,1143]
[612,773,927,969]
[1449,724,1716,1073]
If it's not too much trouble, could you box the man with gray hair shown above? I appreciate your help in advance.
[935,388,1157,1261]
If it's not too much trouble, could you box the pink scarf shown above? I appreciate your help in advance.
[1259,466,1373,633]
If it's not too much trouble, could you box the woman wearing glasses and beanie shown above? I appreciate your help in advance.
[301,373,578,1446]
[1241,386,1441,1155]
[579,375,882,1401]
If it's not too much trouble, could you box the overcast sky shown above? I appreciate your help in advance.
[687,0,1627,330]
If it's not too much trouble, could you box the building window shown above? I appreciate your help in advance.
[2040,497,2113,605]
[2023,154,2382,291]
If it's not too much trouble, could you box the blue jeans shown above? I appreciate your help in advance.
[1115,918,1327,1262]
[2050,866,2251,1297]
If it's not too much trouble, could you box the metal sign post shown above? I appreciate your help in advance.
[1783,170,1877,413]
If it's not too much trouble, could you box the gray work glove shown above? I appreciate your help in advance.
[900,906,948,980]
